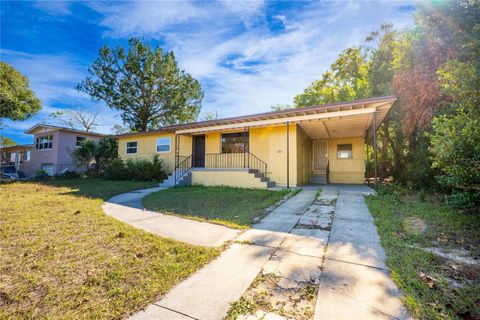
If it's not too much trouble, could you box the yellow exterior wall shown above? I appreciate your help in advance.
[249,124,297,187]
[191,169,267,189]
[327,137,365,184]
[118,133,194,173]
[205,132,221,153]
[296,126,312,185]
[116,127,367,186]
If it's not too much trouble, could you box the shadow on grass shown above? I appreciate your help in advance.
[39,177,157,200]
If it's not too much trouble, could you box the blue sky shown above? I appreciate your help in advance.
[1,0,415,144]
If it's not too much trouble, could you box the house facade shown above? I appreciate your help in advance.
[20,124,105,177]
[0,144,34,169]
[115,96,396,189]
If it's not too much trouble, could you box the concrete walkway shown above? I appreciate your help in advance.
[104,185,410,319]
[102,187,240,247]
[131,187,319,320]
[314,184,411,320]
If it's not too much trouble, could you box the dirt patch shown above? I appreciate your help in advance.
[226,274,317,320]
[403,216,427,235]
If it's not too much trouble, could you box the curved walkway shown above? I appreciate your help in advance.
[102,187,240,247]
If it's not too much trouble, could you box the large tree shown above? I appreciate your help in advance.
[294,47,371,107]
[78,37,203,131]
[0,62,41,121]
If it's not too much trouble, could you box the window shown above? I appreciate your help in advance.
[35,135,53,150]
[337,144,353,159]
[10,152,16,162]
[221,132,249,153]
[126,141,137,154]
[76,136,86,147]
[156,137,171,153]
[25,151,31,161]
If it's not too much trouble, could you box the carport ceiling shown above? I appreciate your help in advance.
[299,104,390,139]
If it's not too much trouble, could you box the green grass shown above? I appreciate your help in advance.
[44,177,157,200]
[0,180,219,319]
[365,191,480,320]
[142,186,290,229]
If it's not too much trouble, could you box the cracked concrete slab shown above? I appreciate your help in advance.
[236,228,288,247]
[326,218,386,269]
[130,304,193,320]
[279,229,329,257]
[298,212,333,229]
[142,243,274,320]
[314,186,410,320]
[262,250,323,283]
[315,259,410,320]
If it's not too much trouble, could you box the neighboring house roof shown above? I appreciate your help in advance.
[0,144,34,151]
[114,95,397,138]
[24,124,106,136]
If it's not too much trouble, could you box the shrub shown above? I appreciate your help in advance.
[104,158,128,180]
[429,109,480,211]
[34,169,49,180]
[105,155,167,181]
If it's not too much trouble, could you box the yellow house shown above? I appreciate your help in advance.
[115,96,396,189]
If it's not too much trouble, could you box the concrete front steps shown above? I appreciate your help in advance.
[158,170,191,187]
[311,173,326,184]
[159,168,276,188]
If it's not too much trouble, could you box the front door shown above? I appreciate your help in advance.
[192,135,205,167]
[312,140,328,174]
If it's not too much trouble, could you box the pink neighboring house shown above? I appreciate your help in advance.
[21,124,105,177]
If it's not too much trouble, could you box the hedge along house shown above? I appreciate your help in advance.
[115,96,396,189]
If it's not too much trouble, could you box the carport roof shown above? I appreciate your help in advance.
[114,95,397,138]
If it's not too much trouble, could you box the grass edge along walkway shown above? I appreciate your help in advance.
[0,180,220,319]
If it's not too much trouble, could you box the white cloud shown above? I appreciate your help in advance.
[33,1,71,16]
[3,0,416,144]
[91,1,204,37]
[88,1,415,119]
[0,50,122,142]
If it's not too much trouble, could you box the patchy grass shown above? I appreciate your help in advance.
[0,181,219,319]
[365,190,480,320]
[226,274,317,320]
[142,186,290,229]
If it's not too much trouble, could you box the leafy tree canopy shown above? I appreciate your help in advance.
[0,62,41,121]
[294,47,371,107]
[0,135,16,147]
[78,37,203,132]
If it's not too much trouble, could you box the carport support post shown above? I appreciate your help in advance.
[373,113,378,191]
[174,134,179,185]
[366,138,370,187]
[286,121,290,189]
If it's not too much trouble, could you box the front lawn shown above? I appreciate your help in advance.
[142,186,290,229]
[365,189,480,320]
[44,177,157,200]
[0,180,219,319]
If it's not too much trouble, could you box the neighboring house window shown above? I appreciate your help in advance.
[156,137,171,153]
[126,141,138,154]
[76,136,86,147]
[10,152,16,163]
[221,132,249,153]
[337,144,353,159]
[36,135,53,150]
[25,151,31,161]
